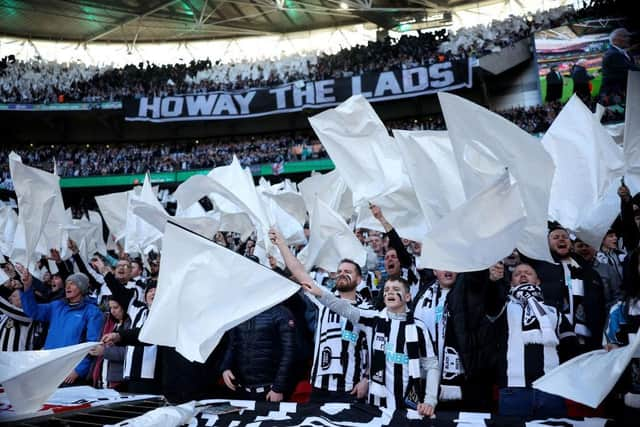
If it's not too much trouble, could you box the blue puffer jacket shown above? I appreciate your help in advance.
[21,286,104,378]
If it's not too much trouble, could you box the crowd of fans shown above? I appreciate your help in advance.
[0,98,623,185]
[0,4,581,104]
[2,181,640,419]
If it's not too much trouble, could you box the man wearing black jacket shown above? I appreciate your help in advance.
[221,304,297,402]
[370,205,496,411]
[600,28,639,104]
[526,225,606,353]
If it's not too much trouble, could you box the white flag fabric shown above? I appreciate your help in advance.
[439,92,555,263]
[139,222,298,362]
[260,179,307,226]
[542,95,625,248]
[0,205,18,256]
[624,71,640,193]
[309,95,400,205]
[533,329,640,408]
[0,342,98,414]
[419,173,527,272]
[309,95,426,241]
[64,218,105,262]
[131,198,219,239]
[124,174,164,253]
[298,170,353,219]
[392,130,466,231]
[174,157,273,248]
[297,198,367,272]
[95,190,130,242]
[8,153,59,267]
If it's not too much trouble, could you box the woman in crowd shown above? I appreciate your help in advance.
[89,296,131,390]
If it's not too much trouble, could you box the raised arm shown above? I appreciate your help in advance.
[16,265,53,322]
[301,279,362,324]
[269,227,313,285]
[370,204,413,268]
[618,183,640,251]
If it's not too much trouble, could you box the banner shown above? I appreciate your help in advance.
[123,60,472,122]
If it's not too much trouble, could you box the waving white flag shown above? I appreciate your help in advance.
[298,197,367,272]
[124,174,163,253]
[95,189,130,242]
[8,153,59,267]
[0,342,98,414]
[439,92,555,263]
[298,170,353,219]
[0,205,18,257]
[309,95,426,240]
[309,95,399,204]
[542,95,625,248]
[139,222,298,362]
[392,130,466,231]
[624,71,640,193]
[419,173,527,272]
[131,198,219,239]
[533,329,640,408]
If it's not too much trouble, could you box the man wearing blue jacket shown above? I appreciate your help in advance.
[19,266,104,385]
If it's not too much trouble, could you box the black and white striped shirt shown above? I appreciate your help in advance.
[0,296,40,351]
[316,290,439,411]
[123,306,158,380]
[307,293,369,393]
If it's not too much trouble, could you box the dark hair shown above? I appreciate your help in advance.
[622,248,640,300]
[547,220,567,235]
[386,276,411,293]
[338,258,362,277]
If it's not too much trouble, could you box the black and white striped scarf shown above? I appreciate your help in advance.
[369,311,423,408]
[509,284,559,346]
[415,282,463,401]
[561,259,590,339]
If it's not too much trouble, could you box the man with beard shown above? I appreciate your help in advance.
[270,228,370,404]
[300,276,439,416]
[526,224,606,353]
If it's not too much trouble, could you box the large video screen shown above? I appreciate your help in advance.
[534,25,611,103]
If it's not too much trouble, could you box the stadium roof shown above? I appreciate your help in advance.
[0,0,485,43]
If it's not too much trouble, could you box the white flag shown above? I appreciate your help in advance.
[298,170,353,219]
[624,71,640,193]
[175,157,273,249]
[419,173,527,272]
[124,174,163,253]
[533,329,640,408]
[260,179,307,226]
[131,198,219,239]
[309,95,426,240]
[0,342,98,414]
[95,189,130,242]
[392,130,466,231]
[309,95,400,204]
[139,222,298,362]
[298,198,367,272]
[0,205,18,257]
[542,95,625,248]
[439,92,555,263]
[8,153,59,267]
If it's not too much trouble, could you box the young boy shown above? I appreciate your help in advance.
[301,277,439,416]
